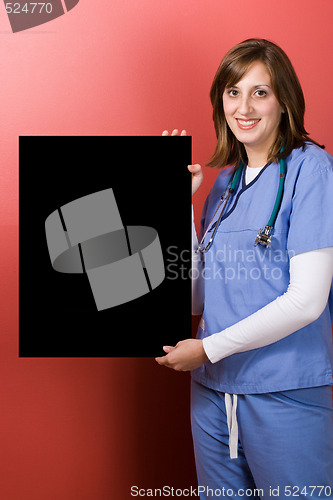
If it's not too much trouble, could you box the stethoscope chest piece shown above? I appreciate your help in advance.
[254,225,273,247]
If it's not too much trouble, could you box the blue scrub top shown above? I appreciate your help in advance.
[191,143,333,394]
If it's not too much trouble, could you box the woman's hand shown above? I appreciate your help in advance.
[188,163,204,195]
[162,129,203,195]
[155,339,209,371]
[162,128,187,137]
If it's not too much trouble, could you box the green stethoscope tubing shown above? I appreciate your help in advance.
[197,153,287,253]
[268,156,286,226]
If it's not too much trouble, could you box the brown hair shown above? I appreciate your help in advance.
[208,38,324,168]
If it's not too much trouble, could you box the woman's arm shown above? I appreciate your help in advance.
[192,206,204,315]
[162,129,205,316]
[156,247,333,371]
[203,247,333,362]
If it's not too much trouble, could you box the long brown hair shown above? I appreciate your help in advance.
[208,38,324,168]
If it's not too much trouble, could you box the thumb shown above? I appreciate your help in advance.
[188,164,204,195]
[163,345,175,353]
[188,164,202,175]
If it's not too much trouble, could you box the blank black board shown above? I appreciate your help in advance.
[19,136,192,357]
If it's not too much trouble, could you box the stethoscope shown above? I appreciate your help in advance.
[197,155,286,254]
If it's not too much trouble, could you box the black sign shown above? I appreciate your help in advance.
[19,136,192,357]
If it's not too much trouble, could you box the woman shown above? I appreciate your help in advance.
[156,39,333,499]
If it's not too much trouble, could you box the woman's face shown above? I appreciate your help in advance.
[222,61,284,158]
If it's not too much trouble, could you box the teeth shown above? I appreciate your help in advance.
[238,119,259,126]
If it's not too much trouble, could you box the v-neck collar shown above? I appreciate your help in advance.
[208,161,273,233]
[241,161,271,190]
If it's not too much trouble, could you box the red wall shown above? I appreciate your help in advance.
[0,1,332,498]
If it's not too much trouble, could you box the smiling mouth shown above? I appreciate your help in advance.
[236,119,261,130]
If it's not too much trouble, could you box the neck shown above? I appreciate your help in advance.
[244,145,270,168]
[246,151,269,168]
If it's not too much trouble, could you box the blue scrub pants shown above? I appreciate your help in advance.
[191,379,333,499]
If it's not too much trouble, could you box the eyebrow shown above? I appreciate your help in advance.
[227,84,271,89]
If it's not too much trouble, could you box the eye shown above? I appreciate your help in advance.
[226,89,239,97]
[254,89,267,97]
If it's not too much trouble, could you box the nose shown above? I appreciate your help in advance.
[238,95,253,116]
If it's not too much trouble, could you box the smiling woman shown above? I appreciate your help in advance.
[208,38,323,169]
[158,38,333,500]
[222,62,284,168]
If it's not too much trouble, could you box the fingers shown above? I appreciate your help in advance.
[155,345,176,367]
[161,129,187,136]
[155,354,180,370]
[155,355,169,365]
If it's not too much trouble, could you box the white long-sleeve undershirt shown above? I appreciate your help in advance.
[192,204,333,365]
